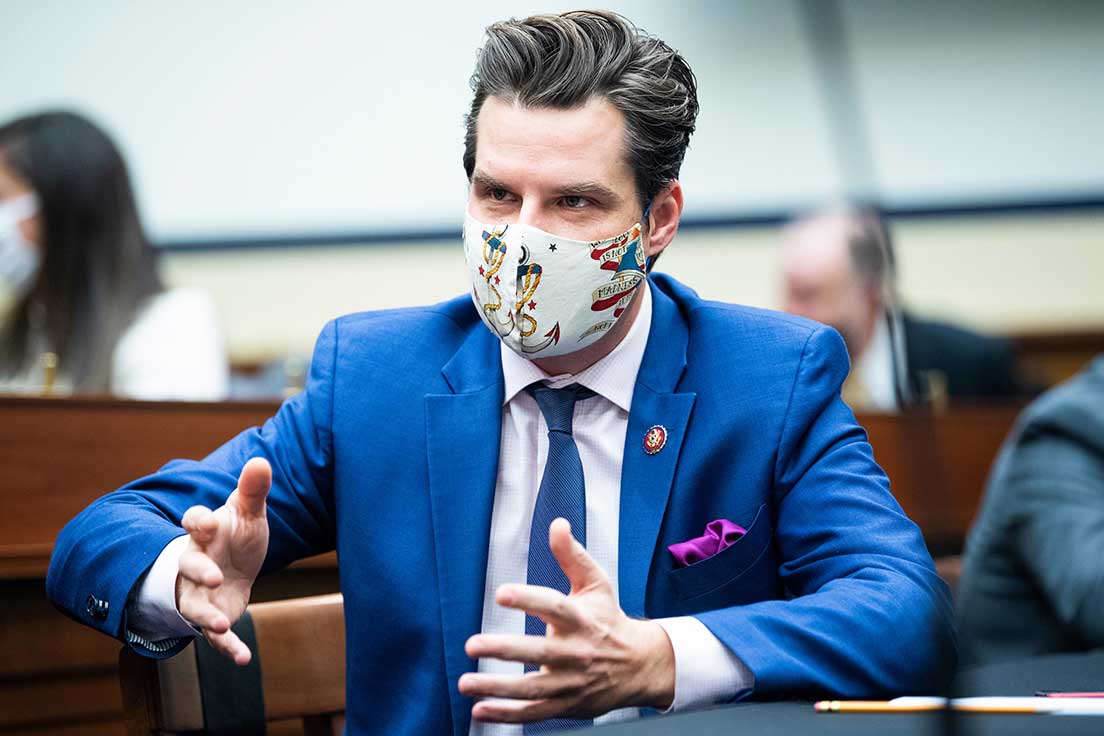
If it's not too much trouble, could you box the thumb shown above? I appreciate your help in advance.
[549,518,608,594]
[231,457,271,519]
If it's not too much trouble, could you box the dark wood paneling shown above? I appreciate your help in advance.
[8,717,126,736]
[1009,329,1104,387]
[0,396,280,578]
[0,668,119,731]
[0,397,337,734]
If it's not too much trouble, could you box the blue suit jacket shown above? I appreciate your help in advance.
[48,274,955,735]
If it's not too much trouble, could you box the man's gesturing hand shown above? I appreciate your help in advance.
[175,457,271,665]
[460,518,676,723]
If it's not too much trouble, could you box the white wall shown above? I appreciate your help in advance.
[3,1,1100,240]
[0,1,839,238]
[842,0,1104,203]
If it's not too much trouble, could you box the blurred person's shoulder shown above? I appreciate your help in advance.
[109,289,228,403]
[1016,355,1104,442]
[903,312,1012,360]
[117,287,223,358]
[113,287,229,400]
[132,287,220,331]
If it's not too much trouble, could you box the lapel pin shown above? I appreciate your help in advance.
[643,425,668,455]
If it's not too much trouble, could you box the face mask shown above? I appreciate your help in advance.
[463,211,648,358]
[0,192,41,298]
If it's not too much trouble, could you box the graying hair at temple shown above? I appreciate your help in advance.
[461,9,700,213]
[844,204,897,297]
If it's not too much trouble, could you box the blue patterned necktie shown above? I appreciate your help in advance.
[524,383,595,733]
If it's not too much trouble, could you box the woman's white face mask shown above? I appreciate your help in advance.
[0,192,41,298]
[462,211,647,359]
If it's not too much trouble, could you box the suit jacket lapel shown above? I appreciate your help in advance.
[426,326,503,736]
[619,280,695,618]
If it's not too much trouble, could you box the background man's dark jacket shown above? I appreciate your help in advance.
[903,313,1033,403]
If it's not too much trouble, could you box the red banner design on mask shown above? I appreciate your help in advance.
[591,271,643,313]
[590,226,641,272]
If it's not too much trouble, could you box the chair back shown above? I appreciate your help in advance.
[119,592,345,735]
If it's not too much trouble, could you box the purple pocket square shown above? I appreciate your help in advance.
[668,519,748,567]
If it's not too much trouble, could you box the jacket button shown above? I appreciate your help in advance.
[85,595,109,621]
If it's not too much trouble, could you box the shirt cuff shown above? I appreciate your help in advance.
[655,616,755,712]
[127,534,200,640]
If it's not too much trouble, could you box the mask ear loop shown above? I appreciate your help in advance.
[641,201,655,274]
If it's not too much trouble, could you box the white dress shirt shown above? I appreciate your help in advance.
[130,284,752,731]
[0,287,229,400]
[852,311,909,412]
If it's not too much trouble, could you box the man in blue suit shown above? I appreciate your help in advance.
[47,10,955,734]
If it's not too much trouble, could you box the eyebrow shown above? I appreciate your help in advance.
[471,169,623,204]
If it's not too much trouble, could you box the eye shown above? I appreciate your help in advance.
[561,196,589,209]
[490,188,510,202]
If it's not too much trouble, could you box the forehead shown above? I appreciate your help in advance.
[474,95,635,191]
[781,216,854,281]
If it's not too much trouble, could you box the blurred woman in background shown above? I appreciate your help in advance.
[0,111,228,399]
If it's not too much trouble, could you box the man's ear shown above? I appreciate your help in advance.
[643,181,684,259]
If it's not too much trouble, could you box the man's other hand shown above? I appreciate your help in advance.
[460,517,676,722]
[175,457,271,665]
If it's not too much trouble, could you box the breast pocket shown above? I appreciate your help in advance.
[667,504,774,602]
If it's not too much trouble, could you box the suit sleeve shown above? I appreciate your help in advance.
[693,325,957,697]
[46,320,339,656]
[1009,424,1104,646]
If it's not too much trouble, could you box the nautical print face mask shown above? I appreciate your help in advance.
[462,211,648,359]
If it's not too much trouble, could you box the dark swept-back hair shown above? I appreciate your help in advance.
[463,10,699,212]
[0,111,163,391]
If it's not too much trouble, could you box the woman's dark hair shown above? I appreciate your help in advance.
[0,111,163,391]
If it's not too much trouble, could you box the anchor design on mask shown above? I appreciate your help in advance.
[475,224,562,355]
[479,226,515,337]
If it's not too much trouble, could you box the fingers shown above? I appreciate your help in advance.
[470,694,567,724]
[232,457,272,519]
[460,670,585,705]
[207,627,253,666]
[465,633,584,668]
[178,595,230,634]
[495,584,583,631]
[181,505,219,545]
[548,518,608,593]
[179,547,223,588]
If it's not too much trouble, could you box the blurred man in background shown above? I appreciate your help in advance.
[780,203,1030,410]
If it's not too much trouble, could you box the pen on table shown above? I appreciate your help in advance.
[815,698,946,713]
[817,696,1104,714]
[1036,691,1104,698]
